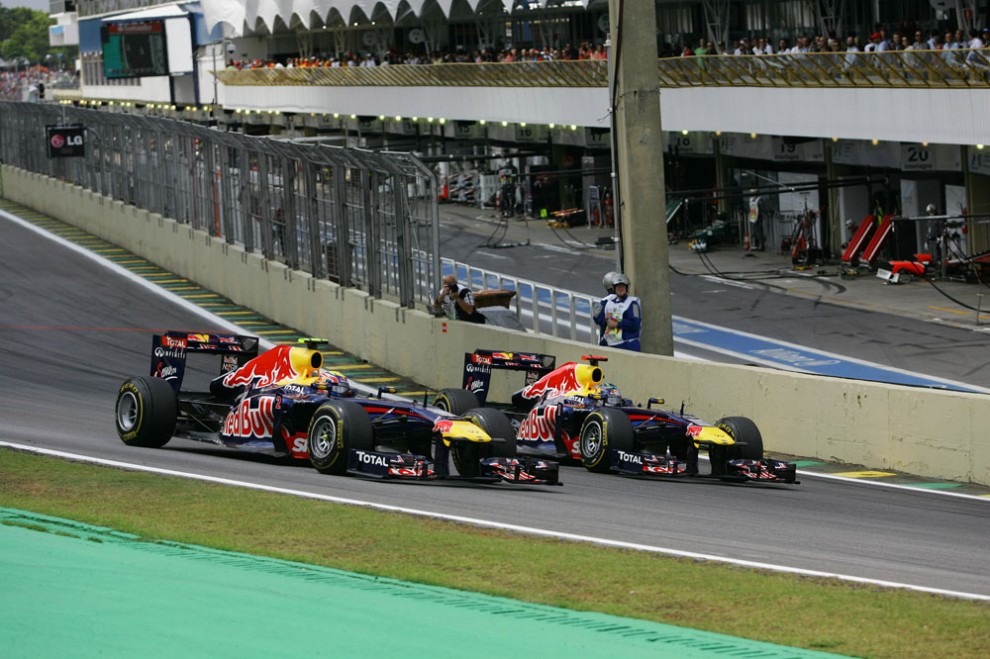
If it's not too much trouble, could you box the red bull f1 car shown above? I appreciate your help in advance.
[113,332,559,485]
[442,349,797,484]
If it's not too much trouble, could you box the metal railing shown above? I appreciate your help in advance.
[0,100,600,343]
[0,102,440,309]
[442,257,599,344]
[215,49,990,91]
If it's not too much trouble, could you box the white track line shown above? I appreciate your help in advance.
[2,442,987,602]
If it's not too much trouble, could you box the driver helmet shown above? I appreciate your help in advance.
[313,370,354,397]
[602,271,619,294]
[594,382,624,406]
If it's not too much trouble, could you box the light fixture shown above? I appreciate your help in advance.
[520,122,527,127]
[750,132,757,139]
[871,139,879,146]
[921,141,929,147]
[379,114,385,120]
[549,123,555,129]
[479,119,486,125]
[394,115,401,121]
[570,125,577,130]
[501,121,508,127]
[978,144,985,150]
[831,137,839,142]
[681,129,688,135]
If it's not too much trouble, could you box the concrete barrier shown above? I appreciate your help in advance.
[5,165,988,485]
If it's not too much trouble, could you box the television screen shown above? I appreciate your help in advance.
[101,19,168,79]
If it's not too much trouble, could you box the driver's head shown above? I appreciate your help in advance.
[313,370,354,397]
[595,382,624,406]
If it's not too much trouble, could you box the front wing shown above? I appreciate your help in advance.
[347,449,561,485]
[610,450,799,484]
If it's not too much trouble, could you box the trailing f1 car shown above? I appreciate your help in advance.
[113,332,559,485]
[439,349,798,485]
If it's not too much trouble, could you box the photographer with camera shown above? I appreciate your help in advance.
[433,274,486,324]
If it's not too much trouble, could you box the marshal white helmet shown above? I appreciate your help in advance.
[602,271,619,293]
[613,273,631,288]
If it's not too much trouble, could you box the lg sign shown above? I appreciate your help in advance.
[46,124,86,158]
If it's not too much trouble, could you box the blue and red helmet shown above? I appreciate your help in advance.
[313,370,354,397]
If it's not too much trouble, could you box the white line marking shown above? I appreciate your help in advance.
[674,316,990,394]
[2,442,986,602]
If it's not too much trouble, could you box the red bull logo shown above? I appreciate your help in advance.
[222,396,276,439]
[188,333,211,344]
[520,363,583,401]
[433,419,455,434]
[222,346,300,390]
[517,405,559,443]
[491,352,514,360]
[686,424,703,438]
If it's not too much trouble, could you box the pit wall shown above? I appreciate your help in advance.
[6,166,988,486]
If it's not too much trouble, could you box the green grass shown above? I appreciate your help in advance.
[1,447,987,658]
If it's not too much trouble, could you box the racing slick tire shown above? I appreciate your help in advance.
[578,407,635,473]
[307,401,374,475]
[433,388,480,415]
[115,376,177,448]
[453,407,517,477]
[716,416,764,460]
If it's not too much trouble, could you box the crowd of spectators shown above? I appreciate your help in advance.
[224,23,990,79]
[225,41,607,70]
[674,23,990,66]
[0,68,78,101]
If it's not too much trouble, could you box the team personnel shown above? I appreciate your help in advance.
[592,271,619,345]
[593,273,641,352]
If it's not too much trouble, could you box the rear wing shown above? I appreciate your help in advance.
[151,331,260,393]
[462,349,556,404]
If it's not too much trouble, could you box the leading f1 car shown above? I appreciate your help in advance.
[443,349,798,484]
[113,331,559,485]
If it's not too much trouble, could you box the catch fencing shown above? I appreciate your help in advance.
[0,102,439,309]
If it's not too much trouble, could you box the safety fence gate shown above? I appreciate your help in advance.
[0,102,440,309]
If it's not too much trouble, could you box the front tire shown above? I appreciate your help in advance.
[307,401,374,475]
[433,388,480,415]
[578,407,635,473]
[115,377,177,448]
[453,407,517,477]
[716,416,764,460]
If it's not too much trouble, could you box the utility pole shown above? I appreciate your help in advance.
[607,0,673,355]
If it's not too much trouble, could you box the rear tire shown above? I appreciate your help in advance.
[578,407,635,473]
[716,416,764,460]
[307,401,374,475]
[115,377,177,448]
[453,407,517,477]
[433,388,480,415]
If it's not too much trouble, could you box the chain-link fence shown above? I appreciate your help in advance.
[0,102,440,309]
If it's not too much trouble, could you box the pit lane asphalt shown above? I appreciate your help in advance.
[436,204,990,390]
[2,203,989,600]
